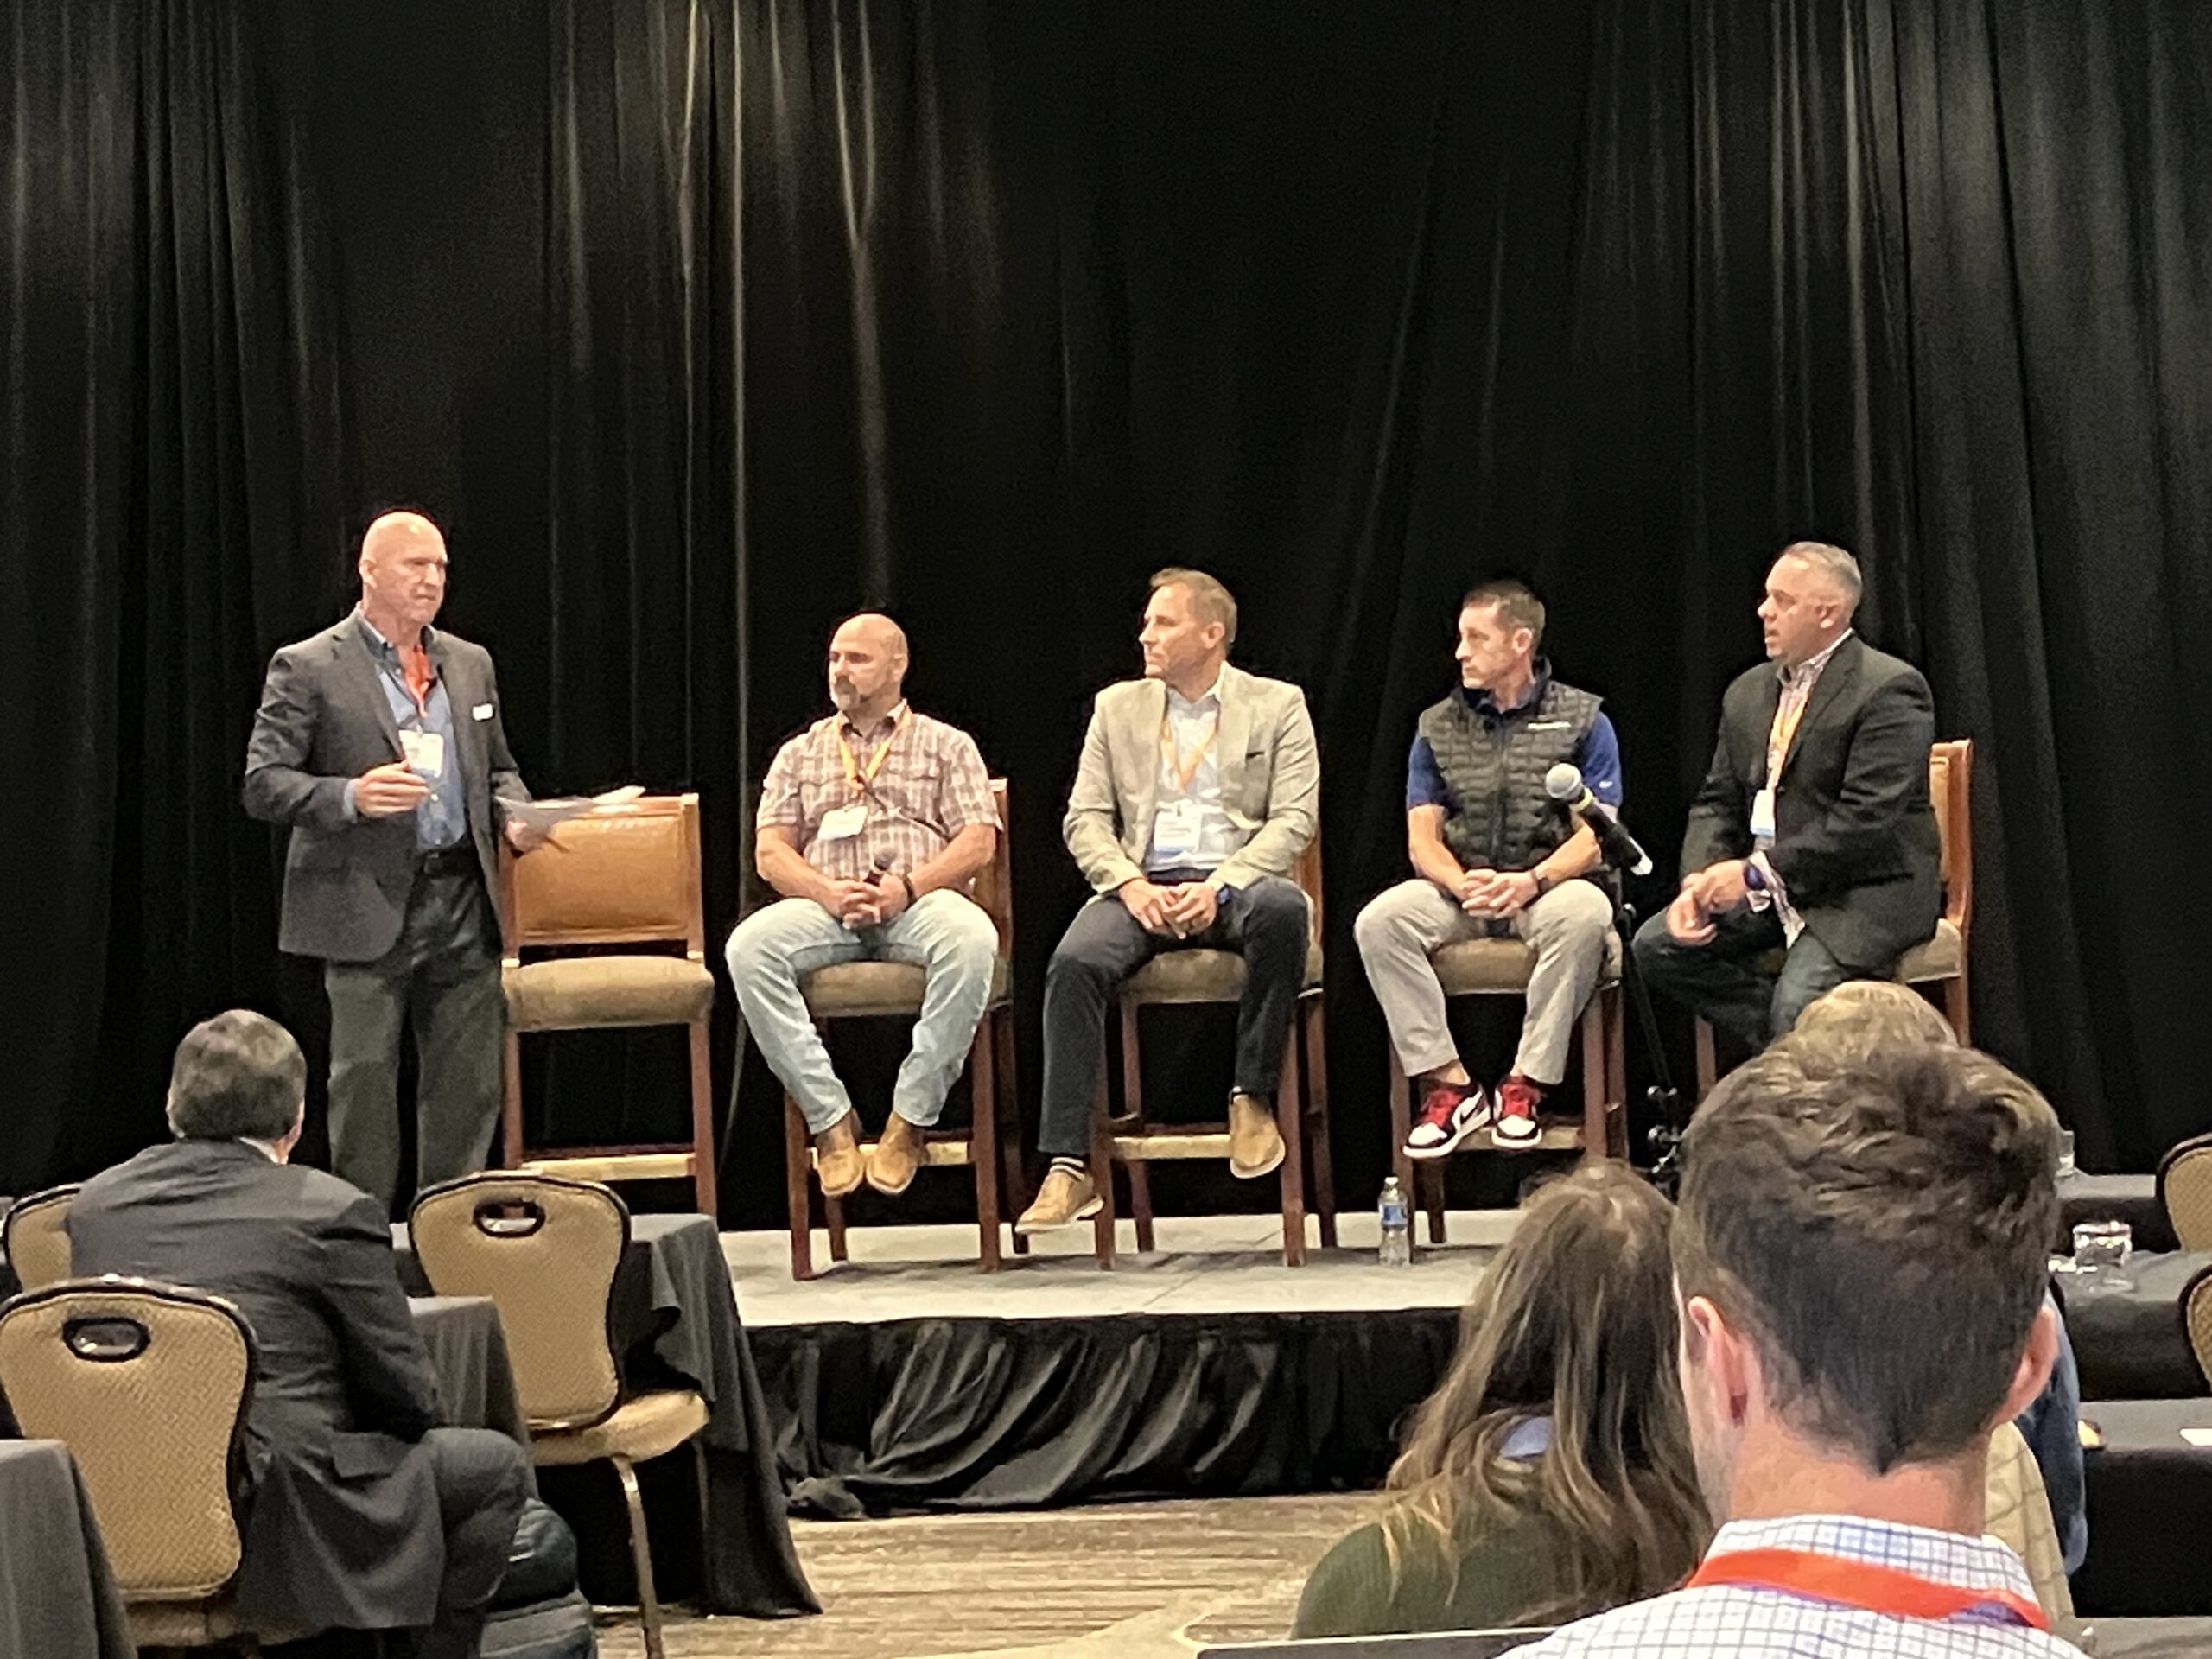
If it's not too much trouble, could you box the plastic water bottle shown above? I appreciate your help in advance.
[1378,1176,1411,1268]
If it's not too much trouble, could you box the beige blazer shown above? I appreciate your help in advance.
[1062,662,1319,896]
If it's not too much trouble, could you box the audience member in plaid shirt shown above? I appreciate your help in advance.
[1510,1037,2084,1657]
[724,613,1001,1198]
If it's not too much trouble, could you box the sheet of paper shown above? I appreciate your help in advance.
[504,785,647,834]
[2181,1428,2212,1447]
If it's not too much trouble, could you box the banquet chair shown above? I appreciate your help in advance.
[2157,1133,2212,1252]
[410,1172,708,1659]
[2185,1262,2212,1388]
[2,1184,79,1292]
[499,793,720,1217]
[779,779,1027,1279]
[1383,928,1625,1254]
[1088,836,1335,1268]
[1695,739,1973,1096]
[0,1278,314,1652]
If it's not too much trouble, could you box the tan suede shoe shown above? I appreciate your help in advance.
[1227,1091,1285,1179]
[1015,1166,1101,1234]
[867,1111,925,1196]
[814,1111,864,1198]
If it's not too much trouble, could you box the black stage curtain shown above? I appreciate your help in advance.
[9,0,2210,1214]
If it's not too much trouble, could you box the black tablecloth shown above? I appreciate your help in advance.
[2062,1252,2212,1401]
[408,1295,532,1448]
[2072,1398,2212,1618]
[2059,1173,2176,1256]
[395,1215,817,1618]
[0,1440,134,1659]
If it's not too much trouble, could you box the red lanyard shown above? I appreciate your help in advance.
[1688,1548,2049,1631]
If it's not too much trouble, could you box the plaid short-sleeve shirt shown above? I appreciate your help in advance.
[757,702,996,881]
[1509,1516,2088,1658]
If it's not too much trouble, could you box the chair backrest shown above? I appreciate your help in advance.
[2158,1133,2212,1252]
[3,1185,79,1292]
[1929,739,1973,937]
[409,1173,627,1429]
[1984,1419,2075,1621]
[0,1280,253,1600]
[2184,1262,2212,1389]
[970,779,1014,956]
[1197,1630,1554,1657]
[501,792,704,962]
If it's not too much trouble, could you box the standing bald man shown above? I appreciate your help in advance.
[244,510,542,1206]
[727,613,1001,1198]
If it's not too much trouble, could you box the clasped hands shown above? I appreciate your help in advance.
[1119,877,1220,938]
[820,874,912,930]
[1452,868,1541,918]
[354,761,547,852]
[1665,858,1756,944]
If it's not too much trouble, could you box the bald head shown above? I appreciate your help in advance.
[827,612,909,722]
[358,510,448,641]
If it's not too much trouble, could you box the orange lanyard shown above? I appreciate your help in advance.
[836,704,910,794]
[1688,1548,2049,1631]
[1766,678,1811,779]
[1160,710,1218,793]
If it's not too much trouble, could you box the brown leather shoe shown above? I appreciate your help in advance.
[867,1111,925,1196]
[1015,1166,1101,1234]
[1228,1091,1285,1179]
[814,1112,864,1198]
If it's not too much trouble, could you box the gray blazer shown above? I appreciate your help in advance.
[1063,662,1319,894]
[66,1140,456,1631]
[242,617,529,962]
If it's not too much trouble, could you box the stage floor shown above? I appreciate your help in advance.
[723,1209,1518,1326]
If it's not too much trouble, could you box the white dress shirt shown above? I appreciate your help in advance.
[1748,628,1853,944]
[1143,674,1248,875]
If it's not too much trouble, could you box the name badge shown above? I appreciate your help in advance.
[1750,785,1777,840]
[817,802,868,842]
[1153,799,1204,860]
[399,728,447,779]
[472,702,494,721]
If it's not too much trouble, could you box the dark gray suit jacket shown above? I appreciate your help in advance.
[66,1140,451,1630]
[242,615,529,962]
[1681,633,1942,971]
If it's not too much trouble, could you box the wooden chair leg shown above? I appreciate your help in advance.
[993,1007,1033,1255]
[783,1094,815,1281]
[612,1456,665,1659]
[1090,1065,1116,1269]
[1694,1017,1718,1101]
[501,1029,526,1166]
[1303,998,1337,1249]
[970,1017,1002,1272]
[686,1021,717,1217]
[1944,971,1972,1046]
[1579,1000,1608,1163]
[1119,998,1155,1255]
[1606,984,1629,1158]
[826,1191,849,1262]
[1277,1017,1307,1267]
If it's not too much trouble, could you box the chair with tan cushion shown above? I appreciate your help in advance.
[2185,1263,2212,1387]
[0,1278,311,1652]
[2,1184,79,1292]
[410,1172,707,1659]
[1087,836,1337,1268]
[500,793,720,1217]
[1694,739,1974,1096]
[2157,1134,2212,1253]
[780,779,1027,1279]
[1985,1419,2075,1623]
[1385,929,1627,1253]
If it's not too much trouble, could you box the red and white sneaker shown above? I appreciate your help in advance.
[1492,1075,1546,1147]
[1404,1080,1494,1160]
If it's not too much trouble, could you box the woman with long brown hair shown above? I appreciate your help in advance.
[1294,1162,1708,1636]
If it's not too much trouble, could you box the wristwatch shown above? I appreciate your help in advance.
[1530,869,1554,896]
[898,873,918,906]
[1741,858,1767,894]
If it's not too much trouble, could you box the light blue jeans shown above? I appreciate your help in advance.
[725,891,998,1134]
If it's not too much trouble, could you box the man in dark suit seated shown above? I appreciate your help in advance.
[1635,541,1941,1046]
[67,1010,528,1659]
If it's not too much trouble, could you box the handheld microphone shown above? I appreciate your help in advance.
[1545,763,1652,876]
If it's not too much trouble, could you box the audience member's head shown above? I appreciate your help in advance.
[166,1010,308,1154]
[1789,978,1955,1055]
[1672,1040,2063,1525]
[1382,1162,1708,1623]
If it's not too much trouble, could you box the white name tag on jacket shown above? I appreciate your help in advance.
[1750,786,1777,840]
[1152,799,1204,860]
[399,729,447,778]
[472,702,494,721]
[817,803,868,842]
